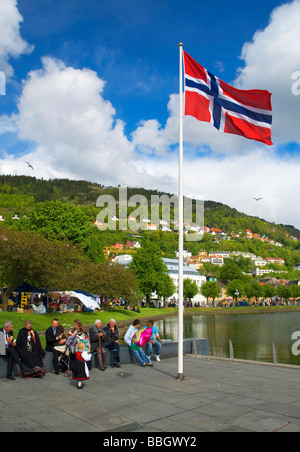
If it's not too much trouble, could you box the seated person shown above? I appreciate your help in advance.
[45,318,66,374]
[144,320,163,362]
[124,319,152,367]
[16,320,45,378]
[0,321,24,380]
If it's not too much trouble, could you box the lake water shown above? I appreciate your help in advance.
[155,311,300,366]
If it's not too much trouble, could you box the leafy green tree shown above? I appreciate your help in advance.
[183,278,199,303]
[83,230,106,263]
[0,229,82,311]
[244,280,264,302]
[226,279,246,304]
[19,200,93,244]
[200,281,221,306]
[156,274,176,306]
[130,241,169,305]
[288,284,300,304]
[277,284,291,303]
[219,261,243,283]
[263,284,277,300]
[97,262,140,304]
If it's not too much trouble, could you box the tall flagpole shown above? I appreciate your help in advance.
[177,43,184,380]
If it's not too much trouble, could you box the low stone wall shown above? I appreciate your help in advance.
[0,338,209,378]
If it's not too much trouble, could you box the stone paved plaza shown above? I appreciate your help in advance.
[1,356,300,432]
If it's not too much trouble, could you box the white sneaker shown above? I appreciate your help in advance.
[154,354,161,362]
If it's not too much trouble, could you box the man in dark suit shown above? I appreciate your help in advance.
[0,321,24,380]
[45,318,66,374]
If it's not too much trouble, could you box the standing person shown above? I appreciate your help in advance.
[72,342,92,389]
[45,318,66,375]
[69,319,90,372]
[102,319,121,368]
[16,320,45,378]
[89,320,107,371]
[145,320,163,362]
[124,319,152,367]
[0,321,24,380]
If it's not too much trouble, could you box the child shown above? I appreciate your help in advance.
[72,341,92,389]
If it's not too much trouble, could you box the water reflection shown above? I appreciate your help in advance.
[155,311,300,366]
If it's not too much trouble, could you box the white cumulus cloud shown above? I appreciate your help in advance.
[0,0,33,77]
[235,0,300,144]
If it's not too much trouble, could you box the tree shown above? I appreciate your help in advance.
[183,278,199,303]
[277,284,291,304]
[219,261,243,283]
[19,200,93,244]
[226,279,246,304]
[130,241,169,305]
[263,284,276,301]
[156,274,176,306]
[98,262,140,304]
[244,281,264,303]
[289,284,300,304]
[0,229,82,311]
[200,281,221,306]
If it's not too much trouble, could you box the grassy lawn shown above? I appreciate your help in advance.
[0,306,177,337]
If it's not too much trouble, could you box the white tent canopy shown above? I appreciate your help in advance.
[65,291,99,311]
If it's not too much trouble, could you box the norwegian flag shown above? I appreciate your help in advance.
[183,51,273,146]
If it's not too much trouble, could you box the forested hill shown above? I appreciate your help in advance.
[0,174,299,240]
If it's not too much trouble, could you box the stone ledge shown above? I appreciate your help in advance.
[0,338,209,378]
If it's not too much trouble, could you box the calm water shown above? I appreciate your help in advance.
[155,311,300,366]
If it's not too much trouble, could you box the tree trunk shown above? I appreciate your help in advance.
[0,289,9,312]
[145,294,150,308]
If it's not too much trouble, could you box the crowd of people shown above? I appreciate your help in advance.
[0,317,163,389]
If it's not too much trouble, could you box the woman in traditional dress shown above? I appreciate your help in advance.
[16,320,45,378]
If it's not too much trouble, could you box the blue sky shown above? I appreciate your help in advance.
[0,0,300,228]
[13,0,283,133]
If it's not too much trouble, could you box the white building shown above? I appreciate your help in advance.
[209,255,224,266]
[252,267,286,277]
[175,250,192,260]
[115,254,207,306]
[162,258,206,306]
[251,258,267,267]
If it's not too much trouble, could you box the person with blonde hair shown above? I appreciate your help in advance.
[72,341,91,389]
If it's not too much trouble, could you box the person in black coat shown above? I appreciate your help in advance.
[102,319,121,368]
[0,321,24,380]
[45,318,66,374]
[16,320,45,378]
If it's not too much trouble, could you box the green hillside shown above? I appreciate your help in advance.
[0,175,300,313]
[0,175,299,270]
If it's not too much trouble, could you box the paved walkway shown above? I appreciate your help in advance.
[1,356,300,432]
